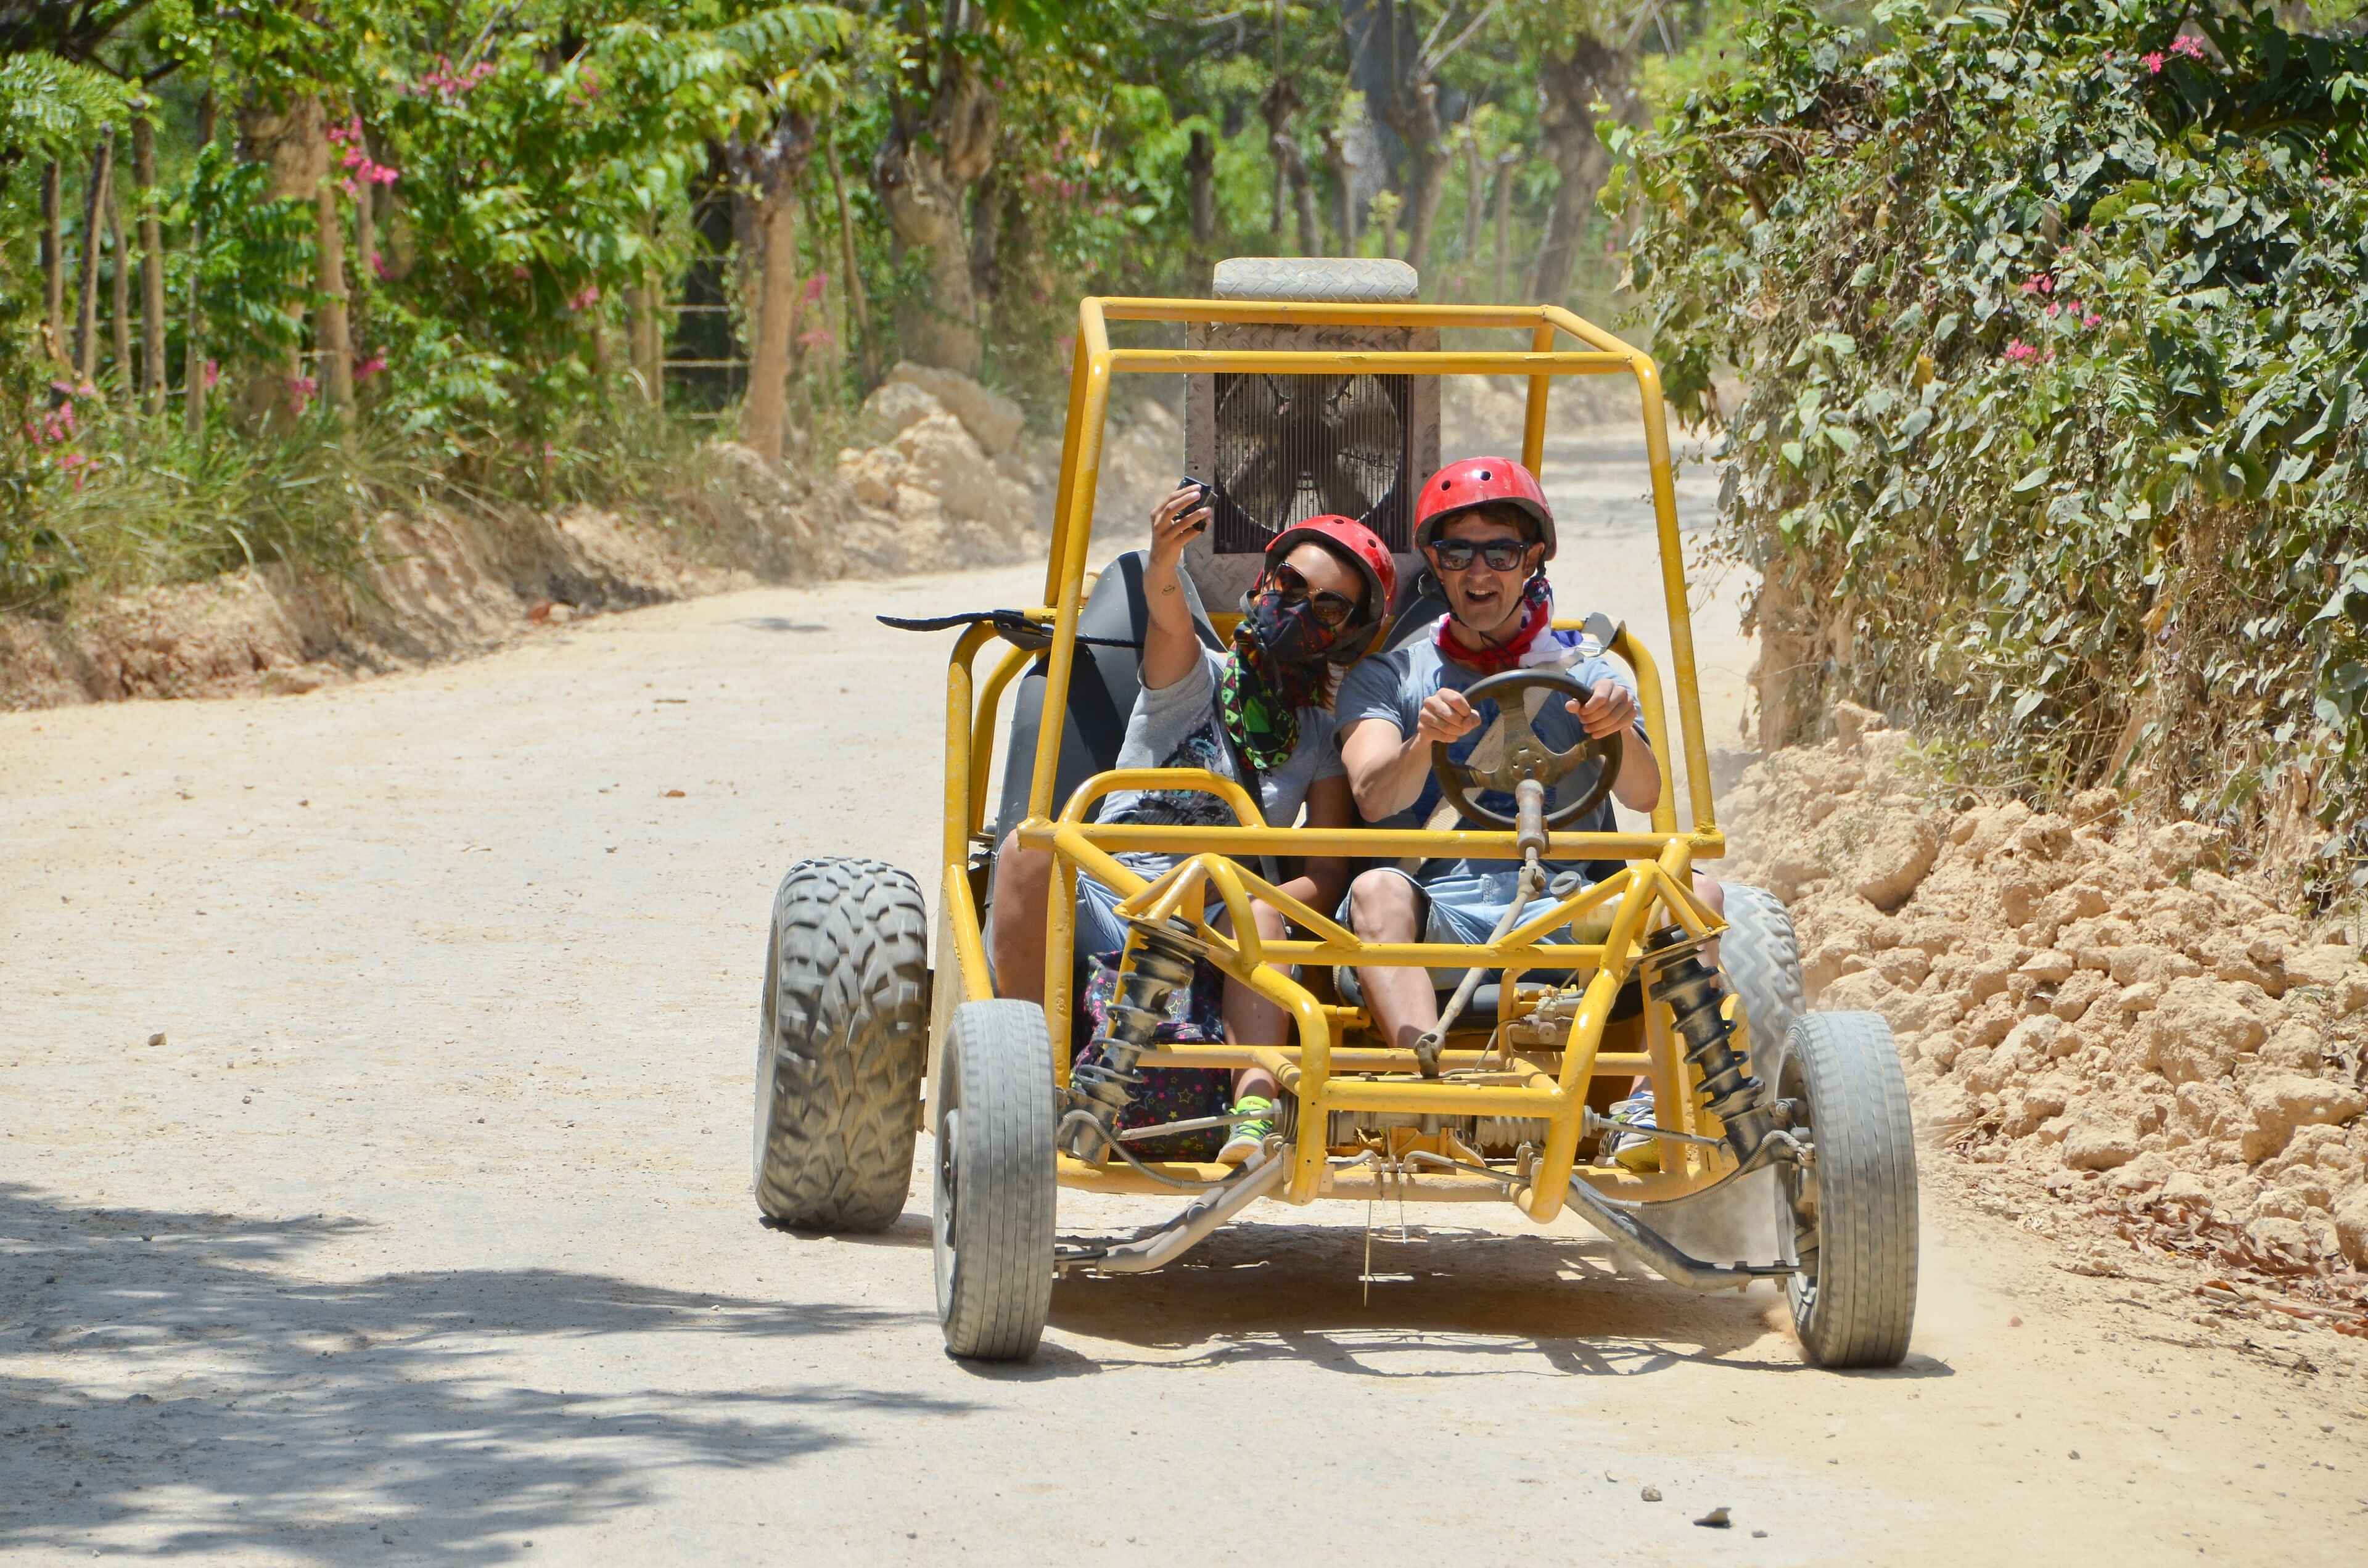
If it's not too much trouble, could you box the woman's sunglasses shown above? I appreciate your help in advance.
[1270,562,1360,630]
[1428,536,1532,572]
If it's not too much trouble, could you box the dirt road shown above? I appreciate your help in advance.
[3,441,2358,1563]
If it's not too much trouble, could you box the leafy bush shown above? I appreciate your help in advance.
[1618,1,2368,882]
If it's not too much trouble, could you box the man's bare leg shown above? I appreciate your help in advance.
[1347,869,1439,1057]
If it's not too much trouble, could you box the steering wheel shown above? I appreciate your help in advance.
[1430,668,1624,831]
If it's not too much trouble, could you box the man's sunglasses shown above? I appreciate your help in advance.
[1428,536,1532,572]
[1270,562,1360,630]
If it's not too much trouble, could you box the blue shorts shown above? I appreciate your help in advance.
[1339,866,1599,984]
[1072,873,1135,958]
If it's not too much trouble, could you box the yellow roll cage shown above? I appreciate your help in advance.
[927,297,1733,1227]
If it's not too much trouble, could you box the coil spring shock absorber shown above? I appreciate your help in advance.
[1643,925,1775,1165]
[1061,918,1199,1160]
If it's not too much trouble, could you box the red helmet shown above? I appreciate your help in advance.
[1252,515,1399,661]
[1414,456,1555,560]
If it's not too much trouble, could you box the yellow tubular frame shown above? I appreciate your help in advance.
[933,297,1729,1225]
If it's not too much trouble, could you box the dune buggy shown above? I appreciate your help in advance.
[752,258,1919,1369]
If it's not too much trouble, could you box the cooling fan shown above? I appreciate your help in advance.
[1206,372,1410,557]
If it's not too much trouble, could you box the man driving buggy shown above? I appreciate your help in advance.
[1336,456,1723,1170]
[992,489,1397,1165]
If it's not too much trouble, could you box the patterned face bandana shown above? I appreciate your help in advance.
[1218,584,1341,773]
[1434,573,1555,674]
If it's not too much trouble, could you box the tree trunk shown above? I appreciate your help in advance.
[353,126,376,350]
[1460,128,1484,264]
[1529,40,1631,305]
[73,130,115,382]
[186,93,215,438]
[314,174,353,417]
[1492,151,1514,300]
[871,59,997,376]
[643,275,668,409]
[1378,74,1448,268]
[968,167,1005,317]
[1322,126,1355,253]
[39,162,66,364]
[736,111,814,466]
[1259,73,1299,247]
[107,179,131,396]
[132,112,166,416]
[1183,129,1216,248]
[236,92,329,424]
[1275,129,1323,257]
[824,125,873,384]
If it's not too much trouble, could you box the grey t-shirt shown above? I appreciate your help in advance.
[1336,622,1644,881]
[1095,647,1345,881]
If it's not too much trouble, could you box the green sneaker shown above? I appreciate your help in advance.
[1217,1095,1276,1166]
[1603,1091,1661,1173]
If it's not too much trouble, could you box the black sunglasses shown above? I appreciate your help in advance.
[1428,535,1532,572]
[1270,562,1359,630]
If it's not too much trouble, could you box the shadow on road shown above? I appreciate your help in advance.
[1045,1220,1804,1377]
[0,1183,965,1561]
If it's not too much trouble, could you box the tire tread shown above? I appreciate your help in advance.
[935,1000,1056,1360]
[753,857,929,1233]
[1781,1011,1919,1368]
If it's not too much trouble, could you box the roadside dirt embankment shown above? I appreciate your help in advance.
[1722,705,2368,1316]
[0,362,1188,713]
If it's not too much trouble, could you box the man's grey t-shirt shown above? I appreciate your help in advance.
[1336,625,1643,882]
[1095,647,1345,882]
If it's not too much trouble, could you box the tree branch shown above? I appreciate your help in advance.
[1426,0,1503,72]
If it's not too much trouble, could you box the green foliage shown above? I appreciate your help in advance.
[1620,0,2368,877]
[0,52,133,163]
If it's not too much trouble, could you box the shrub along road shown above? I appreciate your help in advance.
[1,448,2358,1562]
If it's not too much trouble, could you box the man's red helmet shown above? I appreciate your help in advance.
[1413,456,1555,560]
[1252,514,1399,661]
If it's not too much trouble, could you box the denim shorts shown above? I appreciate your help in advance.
[1072,872,1135,959]
[1338,865,1598,984]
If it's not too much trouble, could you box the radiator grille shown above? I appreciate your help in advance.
[1207,372,1414,556]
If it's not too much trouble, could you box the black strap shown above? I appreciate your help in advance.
[874,610,1140,652]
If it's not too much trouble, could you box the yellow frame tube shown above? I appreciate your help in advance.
[942,623,997,872]
[968,642,1036,833]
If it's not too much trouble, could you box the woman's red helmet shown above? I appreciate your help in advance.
[1414,456,1555,560]
[1250,514,1399,662]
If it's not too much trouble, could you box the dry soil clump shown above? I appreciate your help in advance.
[1721,705,2368,1305]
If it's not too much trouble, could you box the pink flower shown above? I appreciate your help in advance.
[2003,339,2040,363]
[2045,302,2062,317]
[355,352,387,382]
[2083,312,2102,329]
[2142,51,2164,74]
[370,252,389,281]
[201,359,220,391]
[2171,35,2206,60]
[288,373,318,416]
[567,283,601,312]
[800,272,827,306]
[796,326,834,352]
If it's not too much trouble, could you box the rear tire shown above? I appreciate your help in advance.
[753,857,929,1232]
[933,1000,1057,1361]
[1722,884,1807,1069]
[1768,1012,1918,1368]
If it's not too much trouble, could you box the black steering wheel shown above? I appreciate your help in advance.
[1430,668,1624,831]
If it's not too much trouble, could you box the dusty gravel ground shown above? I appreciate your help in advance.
[4,438,2361,1564]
